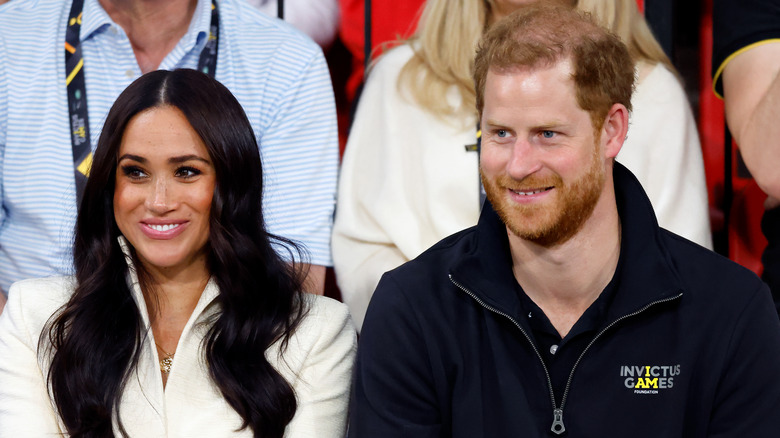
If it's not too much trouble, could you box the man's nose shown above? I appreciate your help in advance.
[506,139,543,180]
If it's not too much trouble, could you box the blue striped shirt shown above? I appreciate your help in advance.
[0,0,338,293]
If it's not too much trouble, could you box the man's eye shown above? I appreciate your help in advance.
[497,130,508,138]
[542,130,555,139]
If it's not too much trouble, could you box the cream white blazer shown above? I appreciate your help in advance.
[0,269,356,437]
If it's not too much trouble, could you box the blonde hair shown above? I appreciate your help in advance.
[396,0,490,120]
[576,0,675,72]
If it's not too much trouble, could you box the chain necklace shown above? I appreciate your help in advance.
[155,342,175,374]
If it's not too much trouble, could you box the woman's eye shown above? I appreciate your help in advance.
[120,165,146,179]
[541,130,555,139]
[175,167,201,178]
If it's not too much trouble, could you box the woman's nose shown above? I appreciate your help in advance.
[144,177,175,214]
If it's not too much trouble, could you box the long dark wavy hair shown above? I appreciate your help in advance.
[42,69,307,437]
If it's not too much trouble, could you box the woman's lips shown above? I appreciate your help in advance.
[139,221,188,239]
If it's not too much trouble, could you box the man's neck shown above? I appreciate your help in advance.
[99,0,199,73]
[509,188,621,339]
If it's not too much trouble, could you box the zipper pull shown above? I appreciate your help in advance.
[551,408,565,435]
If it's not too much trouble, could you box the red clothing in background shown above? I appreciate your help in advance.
[338,0,425,102]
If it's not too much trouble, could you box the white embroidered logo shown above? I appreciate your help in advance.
[620,365,680,394]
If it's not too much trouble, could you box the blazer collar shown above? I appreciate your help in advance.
[118,236,220,329]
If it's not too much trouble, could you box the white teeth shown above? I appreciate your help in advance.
[513,189,546,196]
[148,224,180,232]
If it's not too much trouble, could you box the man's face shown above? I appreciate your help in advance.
[479,59,608,247]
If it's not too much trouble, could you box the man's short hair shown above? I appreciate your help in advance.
[473,4,635,130]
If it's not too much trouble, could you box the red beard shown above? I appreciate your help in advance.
[481,145,605,247]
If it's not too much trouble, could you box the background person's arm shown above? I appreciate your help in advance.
[254,31,339,291]
[722,42,780,199]
[302,264,325,295]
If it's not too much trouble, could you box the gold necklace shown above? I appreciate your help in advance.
[155,342,175,374]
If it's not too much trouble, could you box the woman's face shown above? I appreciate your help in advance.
[114,106,216,277]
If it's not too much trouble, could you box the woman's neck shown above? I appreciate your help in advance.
[99,0,198,73]
[141,258,210,317]
[142,267,209,374]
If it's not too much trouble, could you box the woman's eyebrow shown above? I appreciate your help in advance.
[168,154,211,165]
[116,154,211,164]
[117,154,146,163]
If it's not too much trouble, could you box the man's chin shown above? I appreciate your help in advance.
[505,217,574,248]
[510,222,583,248]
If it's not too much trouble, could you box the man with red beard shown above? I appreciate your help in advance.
[348,5,780,438]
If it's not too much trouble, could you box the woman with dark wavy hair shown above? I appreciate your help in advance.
[0,69,356,437]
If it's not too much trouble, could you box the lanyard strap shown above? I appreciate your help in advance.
[65,0,90,205]
[197,1,220,76]
[65,0,220,204]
